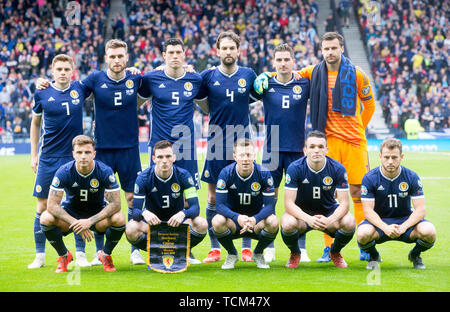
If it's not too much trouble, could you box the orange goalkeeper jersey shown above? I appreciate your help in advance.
[299,65,375,147]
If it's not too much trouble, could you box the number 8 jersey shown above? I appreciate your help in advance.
[284,156,349,216]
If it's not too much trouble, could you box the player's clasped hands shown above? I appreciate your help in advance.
[383,224,405,239]
[308,215,329,231]
[69,219,94,242]
[238,215,256,234]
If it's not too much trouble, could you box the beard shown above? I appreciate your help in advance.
[221,56,236,66]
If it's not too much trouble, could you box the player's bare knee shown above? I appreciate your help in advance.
[110,211,126,226]
[357,225,375,244]
[341,213,356,232]
[211,214,226,231]
[280,213,297,232]
[265,214,279,233]
[125,221,141,241]
[39,210,54,226]
[417,222,436,242]
[192,216,208,233]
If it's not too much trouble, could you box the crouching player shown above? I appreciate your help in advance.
[357,138,436,269]
[211,138,279,269]
[125,140,207,264]
[40,135,126,272]
[281,131,355,268]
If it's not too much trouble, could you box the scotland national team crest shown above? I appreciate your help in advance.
[238,78,247,93]
[399,182,409,192]
[90,179,99,188]
[147,223,190,273]
[126,80,135,95]
[323,176,333,190]
[171,183,181,198]
[292,85,302,100]
[251,182,261,192]
[70,90,80,104]
[184,82,193,97]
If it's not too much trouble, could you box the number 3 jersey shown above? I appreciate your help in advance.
[50,160,120,216]
[361,166,424,218]
[284,156,349,216]
[133,165,199,221]
[32,82,91,157]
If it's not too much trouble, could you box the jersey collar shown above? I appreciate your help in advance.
[106,70,127,83]
[273,74,294,86]
[306,157,327,174]
[164,69,186,81]
[235,163,254,181]
[155,167,174,183]
[75,160,96,178]
[218,65,239,78]
[379,166,402,181]
[50,81,71,92]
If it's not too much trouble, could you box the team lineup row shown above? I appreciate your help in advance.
[28,31,435,273]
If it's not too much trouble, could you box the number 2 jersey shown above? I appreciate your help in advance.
[361,166,424,218]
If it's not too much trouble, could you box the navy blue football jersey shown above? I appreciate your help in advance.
[50,160,120,215]
[81,71,143,149]
[197,66,259,150]
[259,76,310,152]
[284,156,349,216]
[215,162,275,223]
[138,70,202,150]
[32,81,91,157]
[133,165,198,221]
[361,166,425,218]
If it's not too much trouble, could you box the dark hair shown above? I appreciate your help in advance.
[72,135,95,149]
[273,43,294,58]
[163,38,184,52]
[305,130,327,144]
[216,31,240,50]
[153,140,173,151]
[321,32,345,47]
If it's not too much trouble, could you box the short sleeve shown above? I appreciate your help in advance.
[50,167,66,192]
[261,171,275,196]
[195,69,209,100]
[284,163,299,190]
[409,172,425,199]
[216,168,229,194]
[361,175,375,201]
[80,71,96,92]
[32,92,42,115]
[138,73,152,99]
[103,167,120,192]
[335,165,349,190]
[133,172,147,199]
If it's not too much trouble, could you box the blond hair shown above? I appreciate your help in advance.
[51,54,74,69]
[105,39,128,53]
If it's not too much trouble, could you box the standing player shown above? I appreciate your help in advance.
[40,135,126,273]
[358,138,436,269]
[125,140,207,263]
[212,138,278,269]
[29,54,92,269]
[138,38,203,189]
[281,131,356,268]
[253,43,311,263]
[255,32,375,262]
[36,39,147,265]
[195,31,259,263]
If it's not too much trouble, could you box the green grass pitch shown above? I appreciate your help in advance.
[0,151,448,292]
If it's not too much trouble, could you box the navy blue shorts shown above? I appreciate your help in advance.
[149,146,200,189]
[33,156,74,198]
[262,151,304,188]
[359,216,428,244]
[96,146,142,193]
